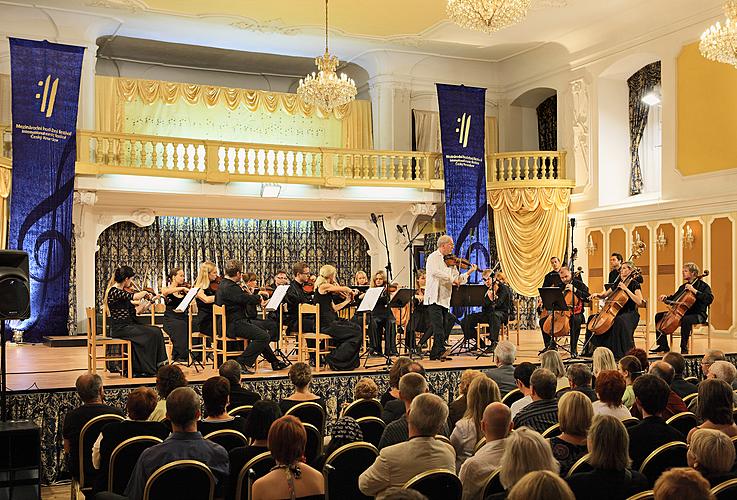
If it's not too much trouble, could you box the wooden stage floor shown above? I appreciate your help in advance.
[6,330,737,392]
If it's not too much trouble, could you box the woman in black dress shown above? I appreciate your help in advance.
[314,265,362,371]
[104,266,168,377]
[368,271,397,356]
[161,267,190,362]
[589,261,643,359]
[193,261,218,338]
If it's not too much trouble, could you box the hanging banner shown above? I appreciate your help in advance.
[436,83,490,279]
[9,39,85,340]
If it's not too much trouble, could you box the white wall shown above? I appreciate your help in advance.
[597,77,630,207]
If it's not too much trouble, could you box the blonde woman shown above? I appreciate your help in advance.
[449,369,483,428]
[450,376,501,469]
[498,427,559,492]
[687,428,737,486]
[354,270,369,286]
[593,347,617,378]
[193,261,218,338]
[507,471,575,500]
[540,350,569,392]
[551,391,593,476]
[369,270,397,356]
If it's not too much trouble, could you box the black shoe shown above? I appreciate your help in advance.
[238,362,255,374]
[681,347,689,354]
[271,360,288,371]
[649,347,668,354]
[538,347,549,355]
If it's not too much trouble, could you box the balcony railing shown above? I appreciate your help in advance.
[487,150,572,188]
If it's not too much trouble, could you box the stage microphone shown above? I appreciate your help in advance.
[370,213,378,225]
[570,217,576,228]
[396,225,404,235]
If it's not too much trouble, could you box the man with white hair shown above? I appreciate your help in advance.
[359,393,455,497]
[486,340,517,395]
[424,235,477,360]
[707,360,737,385]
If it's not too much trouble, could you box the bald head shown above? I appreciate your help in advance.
[650,361,675,385]
[75,373,103,403]
[481,402,512,441]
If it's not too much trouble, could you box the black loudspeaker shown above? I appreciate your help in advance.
[0,250,30,320]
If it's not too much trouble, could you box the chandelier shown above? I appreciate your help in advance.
[297,0,356,112]
[446,0,532,33]
[699,0,737,67]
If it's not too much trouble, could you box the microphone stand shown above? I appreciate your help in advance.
[377,215,393,282]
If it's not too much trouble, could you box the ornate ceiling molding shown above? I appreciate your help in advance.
[230,18,301,36]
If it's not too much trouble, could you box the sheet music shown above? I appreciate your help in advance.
[358,287,384,312]
[174,286,200,313]
[265,284,290,311]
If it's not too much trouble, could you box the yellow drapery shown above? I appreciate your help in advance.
[0,162,10,249]
[489,187,570,297]
[95,76,373,149]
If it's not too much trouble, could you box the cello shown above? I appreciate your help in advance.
[655,270,710,336]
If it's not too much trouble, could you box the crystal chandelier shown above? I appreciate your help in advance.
[699,0,737,67]
[446,0,532,34]
[297,0,356,112]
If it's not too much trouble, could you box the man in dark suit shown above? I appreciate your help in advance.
[486,340,517,395]
[663,352,697,398]
[631,361,689,420]
[628,374,684,469]
[219,360,261,409]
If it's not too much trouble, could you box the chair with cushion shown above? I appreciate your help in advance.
[323,442,378,500]
[285,401,326,435]
[234,451,275,500]
[638,441,688,486]
[403,468,462,500]
[482,468,504,497]
[143,460,215,500]
[622,417,640,428]
[501,388,523,407]
[86,306,132,376]
[566,453,593,478]
[541,423,561,438]
[626,491,654,500]
[355,416,385,448]
[303,422,323,466]
[712,478,737,500]
[73,413,125,498]
[665,412,698,437]
[108,436,163,494]
[229,405,253,419]
[204,429,249,452]
[343,399,383,419]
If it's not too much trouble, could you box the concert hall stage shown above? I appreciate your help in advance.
[4,332,735,484]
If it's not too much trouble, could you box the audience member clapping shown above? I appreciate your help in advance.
[550,391,592,476]
[507,470,575,500]
[687,428,737,487]
[654,467,715,500]
[593,370,631,420]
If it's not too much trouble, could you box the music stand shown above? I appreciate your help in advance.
[448,285,487,355]
[389,288,414,355]
[539,287,572,355]
[264,285,292,365]
[357,288,392,368]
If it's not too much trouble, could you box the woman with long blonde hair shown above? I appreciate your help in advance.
[450,375,501,469]
[193,261,218,338]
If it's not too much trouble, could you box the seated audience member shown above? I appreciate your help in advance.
[219,360,261,409]
[689,378,737,441]
[593,370,631,420]
[354,377,379,400]
[379,488,428,500]
[148,364,187,422]
[448,369,483,429]
[459,402,511,500]
[618,355,643,409]
[380,357,412,406]
[251,415,325,500]
[63,374,123,480]
[279,362,325,414]
[197,376,248,436]
[314,416,363,471]
[706,360,737,392]
[507,470,575,500]
[688,428,737,487]
[509,362,536,418]
[630,361,688,419]
[566,415,648,499]
[550,391,593,476]
[662,352,698,398]
[625,347,650,374]
[557,363,597,402]
[653,467,715,500]
[379,373,432,449]
[228,400,282,493]
[491,427,559,498]
[382,361,425,424]
[540,350,569,392]
[450,376,501,469]
[486,341,518,395]
[123,387,229,500]
[92,387,169,493]
[700,349,726,379]
[359,393,455,497]
[513,368,559,433]
[593,347,617,378]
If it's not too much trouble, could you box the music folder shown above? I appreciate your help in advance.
[174,287,200,313]
[389,288,414,308]
[265,284,290,312]
[358,287,384,312]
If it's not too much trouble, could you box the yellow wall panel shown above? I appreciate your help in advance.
[710,217,733,330]
[656,224,676,314]
[682,220,703,270]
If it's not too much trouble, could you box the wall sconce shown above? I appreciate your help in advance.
[631,231,644,255]
[656,228,668,250]
[586,234,597,255]
[682,225,694,249]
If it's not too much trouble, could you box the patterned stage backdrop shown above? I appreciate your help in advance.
[95,217,370,304]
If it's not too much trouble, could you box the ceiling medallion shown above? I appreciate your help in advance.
[446,0,533,33]
[700,0,737,67]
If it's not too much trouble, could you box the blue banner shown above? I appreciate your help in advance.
[436,83,490,280]
[9,39,84,340]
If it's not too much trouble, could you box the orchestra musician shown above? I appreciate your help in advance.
[539,266,589,357]
[609,253,623,287]
[588,261,644,359]
[104,266,168,377]
[215,259,287,373]
[284,261,315,333]
[160,267,190,363]
[542,256,563,287]
[193,261,218,339]
[241,272,280,345]
[354,271,369,286]
[461,269,512,350]
[368,271,398,356]
[406,270,427,351]
[270,269,290,289]
[651,262,714,354]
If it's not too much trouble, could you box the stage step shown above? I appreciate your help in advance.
[42,336,87,348]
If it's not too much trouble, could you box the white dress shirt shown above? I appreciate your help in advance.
[424,249,466,309]
[459,438,506,500]
[510,394,532,419]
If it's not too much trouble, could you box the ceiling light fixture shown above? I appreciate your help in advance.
[297,0,357,112]
[446,0,533,34]
[700,0,737,68]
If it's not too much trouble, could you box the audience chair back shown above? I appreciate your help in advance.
[434,435,453,450]
[501,388,523,407]
[566,453,593,478]
[229,405,253,419]
[285,401,326,435]
[77,413,125,491]
[343,399,383,419]
[682,393,698,406]
[731,436,737,461]
[204,429,249,452]
[638,441,688,486]
[474,437,486,454]
[403,468,462,500]
[355,416,386,448]
[684,376,699,384]
[143,459,215,500]
[303,422,323,467]
[541,422,562,438]
[688,396,699,413]
[625,491,654,500]
[712,477,737,500]
[482,469,504,497]
[622,417,640,428]
[665,412,698,436]
[234,451,275,500]
[323,442,378,500]
[108,436,163,494]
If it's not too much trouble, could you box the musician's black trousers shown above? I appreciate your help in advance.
[654,312,706,352]
[461,311,507,343]
[427,304,453,359]
[229,319,278,366]
[540,313,585,353]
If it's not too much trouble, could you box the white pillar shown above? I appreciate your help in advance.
[368,76,412,151]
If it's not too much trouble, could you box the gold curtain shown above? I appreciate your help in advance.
[0,163,10,249]
[489,187,570,297]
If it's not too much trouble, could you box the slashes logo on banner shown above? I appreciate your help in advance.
[9,39,84,339]
[436,84,490,279]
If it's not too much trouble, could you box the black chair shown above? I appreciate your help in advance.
[108,436,163,494]
[622,417,640,428]
[482,469,504,497]
[712,478,737,500]
[229,405,253,419]
[403,468,462,500]
[343,399,383,419]
[665,412,698,437]
[541,423,561,438]
[74,413,125,497]
[684,376,699,384]
[501,388,523,407]
[638,441,688,485]
[323,442,378,500]
[356,416,386,448]
[286,401,326,435]
[143,459,215,500]
[304,423,323,466]
[626,491,654,500]
[731,436,737,461]
[204,429,249,452]
[234,451,275,500]
[566,453,593,478]
[682,393,698,407]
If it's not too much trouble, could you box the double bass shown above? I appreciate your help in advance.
[655,270,710,335]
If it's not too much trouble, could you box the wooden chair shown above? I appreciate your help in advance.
[143,460,215,500]
[356,416,386,448]
[86,306,132,377]
[403,468,462,500]
[213,305,259,371]
[234,451,275,500]
[73,413,125,499]
[204,429,249,452]
[475,323,490,351]
[108,436,163,494]
[634,300,649,348]
[298,303,333,372]
[323,442,378,500]
[343,398,383,419]
[639,441,688,485]
[189,302,216,369]
[566,453,592,478]
[669,305,712,353]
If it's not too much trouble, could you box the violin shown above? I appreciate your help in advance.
[302,275,316,294]
[656,271,709,336]
[254,286,274,298]
[209,275,223,291]
[443,254,473,269]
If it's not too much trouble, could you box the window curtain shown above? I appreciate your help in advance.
[536,95,557,151]
[94,216,371,305]
[628,61,661,196]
